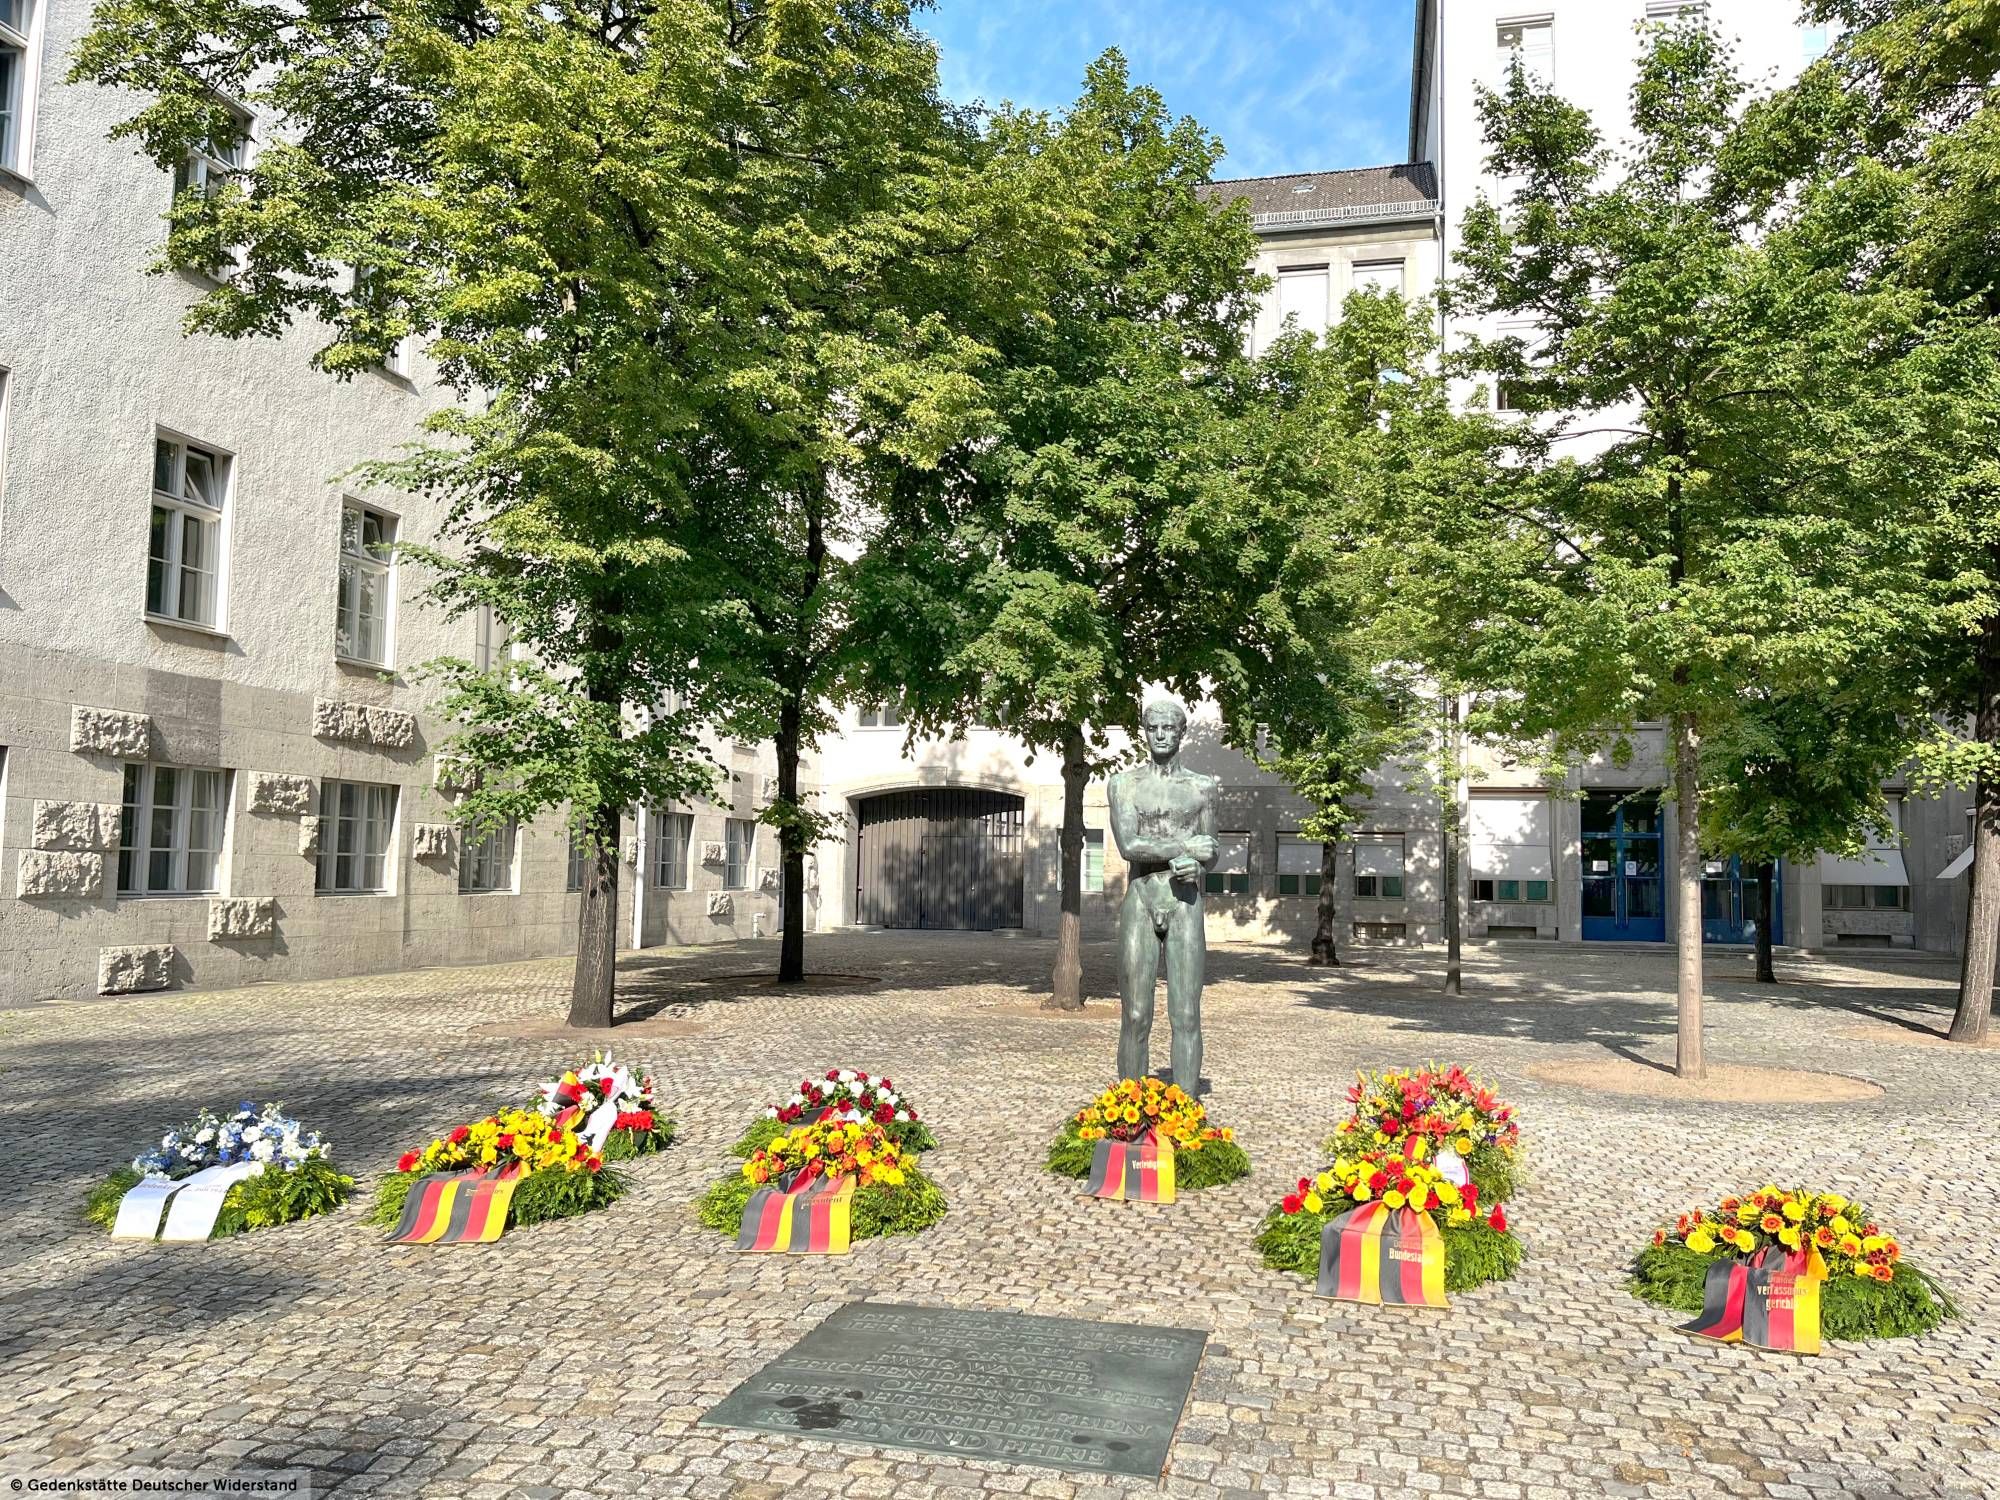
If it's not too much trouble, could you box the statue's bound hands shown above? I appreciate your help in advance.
[1184,834,1218,864]
[1168,854,1202,885]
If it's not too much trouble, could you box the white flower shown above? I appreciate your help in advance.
[762,1107,779,1120]
[881,1092,898,1106]
[195,1127,216,1144]
[894,1110,910,1122]
[161,1133,176,1148]
[836,1069,856,1084]
[243,1125,264,1143]
[251,1138,276,1162]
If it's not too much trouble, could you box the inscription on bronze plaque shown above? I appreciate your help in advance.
[698,1301,1208,1478]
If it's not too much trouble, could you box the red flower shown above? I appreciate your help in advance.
[1297,1177,1311,1193]
[397,1151,418,1173]
[1462,1183,1479,1210]
[825,1069,840,1081]
[585,1157,602,1174]
[874,1104,894,1123]
[1653,1228,1666,1248]
[1367,1171,1387,1193]
[1281,1194,1304,1214]
[1488,1204,1507,1233]
[448,1125,470,1144]
[497,1133,514,1149]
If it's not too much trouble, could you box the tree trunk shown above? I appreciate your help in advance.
[568,798,621,1029]
[1754,861,1776,984]
[1671,710,1706,1079]
[776,696,806,984]
[1441,691,1462,996]
[1309,838,1340,965]
[1047,725,1089,1011]
[1951,624,2000,1043]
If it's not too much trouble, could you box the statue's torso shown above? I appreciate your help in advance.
[1112,764,1214,915]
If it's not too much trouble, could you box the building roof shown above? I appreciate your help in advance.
[1201,163,1439,232]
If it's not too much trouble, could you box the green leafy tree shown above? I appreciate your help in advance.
[867,54,1263,1009]
[70,0,955,1026]
[1440,18,1926,1076]
[1736,0,2000,1040]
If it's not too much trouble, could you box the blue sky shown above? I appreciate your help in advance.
[917,1,1420,180]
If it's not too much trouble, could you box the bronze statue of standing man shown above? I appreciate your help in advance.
[1107,696,1218,1093]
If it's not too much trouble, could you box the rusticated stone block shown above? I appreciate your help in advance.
[313,698,417,749]
[32,800,122,852]
[19,851,105,899]
[700,840,726,865]
[758,867,781,895]
[706,891,733,918]
[208,897,277,941]
[70,706,151,758]
[298,816,323,858]
[433,756,479,795]
[98,944,174,994]
[620,836,640,867]
[247,772,315,816]
[411,823,454,861]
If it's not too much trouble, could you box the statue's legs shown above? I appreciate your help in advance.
[1117,893,1162,1081]
[1164,897,1206,1093]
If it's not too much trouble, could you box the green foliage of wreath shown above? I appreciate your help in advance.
[731,1115,937,1158]
[85,1160,355,1237]
[1253,1200,1522,1292]
[600,1120,677,1163]
[367,1162,627,1231]
[695,1166,948,1241]
[1629,1242,1956,1342]
[1043,1119,1252,1189]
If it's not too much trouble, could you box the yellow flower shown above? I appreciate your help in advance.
[1831,1215,1851,1235]
[1685,1228,1716,1254]
[1782,1199,1805,1223]
[1354,1182,1373,1202]
[1779,1227,1801,1250]
[1315,1172,1335,1194]
[1448,1207,1471,1225]
[1303,1191,1323,1213]
[1852,1263,1874,1279]
[1437,1182,1462,1208]
[1455,1134,1474,1153]
[1383,1189,1406,1209]
[1862,1234,1885,1253]
[1734,1230,1756,1252]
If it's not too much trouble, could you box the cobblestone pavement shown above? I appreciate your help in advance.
[2,935,1996,1500]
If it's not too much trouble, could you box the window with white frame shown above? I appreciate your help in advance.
[567,828,591,892]
[1494,319,1540,412]
[473,602,511,672]
[1816,797,1910,912]
[335,501,395,664]
[173,107,250,275]
[857,699,904,728]
[317,780,395,893]
[1468,793,1553,903]
[1353,833,1405,899]
[1350,260,1404,297]
[1645,1,1706,20]
[352,265,415,378]
[725,817,754,889]
[1080,828,1105,893]
[1204,832,1251,896]
[1497,18,1554,87]
[1277,835,1323,897]
[1276,265,1330,339]
[148,435,228,628]
[0,0,39,177]
[459,819,515,893]
[653,810,692,889]
[118,764,228,894]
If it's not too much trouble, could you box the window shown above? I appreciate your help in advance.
[317,780,395,893]
[1204,833,1251,896]
[1645,1,1706,18]
[118,764,227,894]
[1497,18,1554,87]
[1825,884,1908,912]
[1353,833,1405,900]
[353,265,416,378]
[173,108,250,276]
[1350,260,1404,297]
[148,436,228,628]
[459,820,515,893]
[1801,24,1830,60]
[1493,319,1542,413]
[1080,828,1105,893]
[567,829,591,892]
[335,501,395,664]
[1469,793,1553,903]
[1276,835,1323,897]
[473,603,512,672]
[0,0,39,177]
[725,817,754,889]
[1526,879,1550,902]
[1276,266,1329,339]
[653,810,692,889]
[857,700,904,728]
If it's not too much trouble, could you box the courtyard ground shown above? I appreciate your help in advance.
[1,935,1994,1500]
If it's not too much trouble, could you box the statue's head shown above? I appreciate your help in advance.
[1141,695,1188,762]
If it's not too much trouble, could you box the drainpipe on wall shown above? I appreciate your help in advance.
[631,808,649,950]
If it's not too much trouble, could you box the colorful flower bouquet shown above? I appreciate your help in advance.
[731,1069,936,1157]
[1255,1146,1522,1291]
[85,1102,353,1238]
[1045,1078,1251,1191]
[697,1117,947,1243]
[1326,1063,1521,1203]
[369,1106,626,1233]
[1631,1186,1956,1341]
[537,1054,676,1162]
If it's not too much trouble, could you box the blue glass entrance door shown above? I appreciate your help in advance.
[1581,792,1667,942]
[1701,856,1781,944]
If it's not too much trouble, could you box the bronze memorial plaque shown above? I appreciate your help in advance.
[698,1301,1208,1479]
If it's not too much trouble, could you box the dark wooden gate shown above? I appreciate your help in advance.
[856,789,1025,930]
